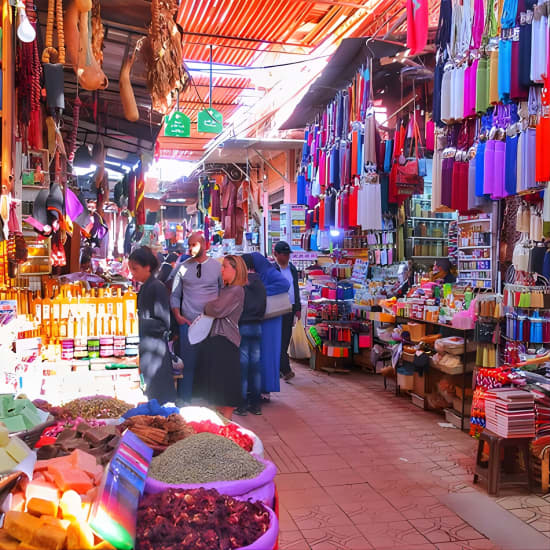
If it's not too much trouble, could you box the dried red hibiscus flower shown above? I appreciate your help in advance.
[136,487,270,550]
[188,420,254,452]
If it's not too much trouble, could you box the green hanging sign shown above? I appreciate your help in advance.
[164,111,191,138]
[197,108,223,134]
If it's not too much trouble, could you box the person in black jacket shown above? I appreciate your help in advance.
[234,254,267,416]
[273,241,301,381]
[157,252,179,290]
[128,247,178,405]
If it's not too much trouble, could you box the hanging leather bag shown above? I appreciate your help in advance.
[395,120,426,195]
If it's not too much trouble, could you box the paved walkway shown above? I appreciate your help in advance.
[237,363,550,550]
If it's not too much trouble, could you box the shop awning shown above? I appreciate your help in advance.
[200,138,305,165]
[279,37,406,130]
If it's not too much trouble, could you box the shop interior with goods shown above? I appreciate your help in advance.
[0,0,548,548]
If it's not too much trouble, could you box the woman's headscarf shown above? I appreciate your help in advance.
[250,252,290,296]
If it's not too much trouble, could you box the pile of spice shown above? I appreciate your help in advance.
[120,414,195,450]
[136,488,271,550]
[60,396,132,419]
[148,433,264,485]
[187,420,253,452]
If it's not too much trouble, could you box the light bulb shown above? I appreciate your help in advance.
[17,7,36,43]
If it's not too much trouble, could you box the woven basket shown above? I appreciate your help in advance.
[13,416,55,449]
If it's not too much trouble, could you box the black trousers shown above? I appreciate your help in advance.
[280,312,294,376]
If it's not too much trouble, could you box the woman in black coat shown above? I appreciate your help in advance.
[129,247,178,405]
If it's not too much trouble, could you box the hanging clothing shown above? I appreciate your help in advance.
[476,56,491,113]
[325,188,336,227]
[407,0,429,55]
[436,0,453,52]
[441,69,453,123]
[363,111,377,169]
[357,183,383,230]
[530,0,549,83]
[433,60,445,127]
[519,0,536,87]
[441,157,455,207]
[432,133,444,211]
[511,0,529,99]
[329,147,340,189]
[464,59,478,118]
[505,132,520,194]
[451,160,470,212]
[476,139,487,197]
[297,174,307,206]
[537,107,550,183]
[498,39,513,100]
[489,50,500,104]
[349,185,358,227]
[492,139,508,199]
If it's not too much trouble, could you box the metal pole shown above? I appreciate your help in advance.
[209,45,213,110]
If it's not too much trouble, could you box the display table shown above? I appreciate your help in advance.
[396,316,474,430]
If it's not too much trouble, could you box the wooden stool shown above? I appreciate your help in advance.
[540,447,550,494]
[473,429,532,496]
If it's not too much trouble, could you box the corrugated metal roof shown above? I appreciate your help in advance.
[173,0,442,159]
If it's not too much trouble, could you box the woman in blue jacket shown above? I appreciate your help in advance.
[250,253,290,396]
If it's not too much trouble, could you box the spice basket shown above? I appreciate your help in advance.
[144,455,277,499]
[238,505,279,550]
[13,416,55,449]
[419,333,442,345]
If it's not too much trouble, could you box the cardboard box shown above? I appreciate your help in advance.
[413,372,427,397]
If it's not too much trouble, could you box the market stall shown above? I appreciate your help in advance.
[0,398,279,550]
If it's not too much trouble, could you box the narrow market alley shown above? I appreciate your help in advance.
[238,364,550,550]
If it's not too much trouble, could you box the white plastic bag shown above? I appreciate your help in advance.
[288,319,311,359]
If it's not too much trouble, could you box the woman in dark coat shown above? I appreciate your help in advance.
[250,253,290,395]
[129,247,178,405]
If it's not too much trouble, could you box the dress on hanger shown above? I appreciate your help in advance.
[519,0,536,87]
[530,0,549,83]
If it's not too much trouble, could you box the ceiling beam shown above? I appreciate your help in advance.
[182,40,311,56]
[65,115,158,147]
[298,0,369,7]
[180,31,314,49]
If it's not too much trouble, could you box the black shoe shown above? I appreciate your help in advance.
[234,407,248,416]
[283,370,296,381]
[248,405,262,415]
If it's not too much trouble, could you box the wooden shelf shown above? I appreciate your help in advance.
[407,236,447,240]
[409,217,454,222]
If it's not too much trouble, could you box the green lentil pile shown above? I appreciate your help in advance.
[148,432,264,484]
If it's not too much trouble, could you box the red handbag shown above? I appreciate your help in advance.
[395,120,425,195]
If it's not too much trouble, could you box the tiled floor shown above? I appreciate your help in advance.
[237,363,550,550]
